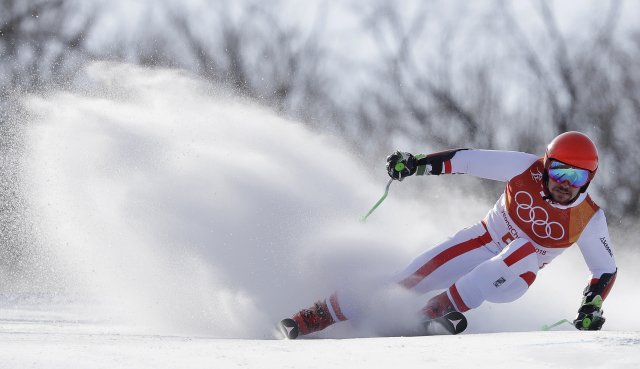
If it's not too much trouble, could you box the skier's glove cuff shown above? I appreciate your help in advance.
[386,151,417,181]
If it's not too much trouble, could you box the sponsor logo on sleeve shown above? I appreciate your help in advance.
[600,237,613,257]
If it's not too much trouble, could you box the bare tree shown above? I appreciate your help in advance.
[0,0,95,92]
[343,0,638,224]
[349,0,517,155]
[122,1,339,122]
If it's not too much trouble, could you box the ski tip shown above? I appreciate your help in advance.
[423,311,468,335]
[444,311,468,335]
[279,318,300,340]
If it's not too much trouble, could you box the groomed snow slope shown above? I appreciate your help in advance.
[0,304,638,369]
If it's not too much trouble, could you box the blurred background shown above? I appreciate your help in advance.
[0,0,638,334]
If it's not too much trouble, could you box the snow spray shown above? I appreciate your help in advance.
[21,62,428,338]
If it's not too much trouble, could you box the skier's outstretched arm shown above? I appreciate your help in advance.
[573,210,617,330]
[387,149,539,182]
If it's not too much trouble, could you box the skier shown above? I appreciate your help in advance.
[280,131,617,339]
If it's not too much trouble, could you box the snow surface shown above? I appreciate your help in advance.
[5,62,639,368]
[1,301,638,369]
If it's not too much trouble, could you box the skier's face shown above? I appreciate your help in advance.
[547,177,581,204]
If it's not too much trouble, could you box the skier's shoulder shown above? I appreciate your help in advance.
[573,196,609,244]
[583,193,601,211]
[580,203,608,233]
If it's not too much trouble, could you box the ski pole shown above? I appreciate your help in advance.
[541,319,572,331]
[360,178,394,223]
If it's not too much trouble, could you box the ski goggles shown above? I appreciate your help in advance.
[547,160,591,188]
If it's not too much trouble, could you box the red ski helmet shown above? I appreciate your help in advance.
[543,131,598,192]
[542,131,598,203]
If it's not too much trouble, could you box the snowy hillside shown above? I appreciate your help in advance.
[2,63,638,368]
[1,301,638,369]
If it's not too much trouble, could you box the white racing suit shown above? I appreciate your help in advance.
[326,150,617,322]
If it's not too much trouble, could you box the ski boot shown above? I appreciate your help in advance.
[279,300,336,339]
[421,291,468,335]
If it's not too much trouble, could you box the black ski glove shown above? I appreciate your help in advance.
[573,295,605,331]
[386,151,417,181]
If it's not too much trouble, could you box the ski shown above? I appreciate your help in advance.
[279,318,300,339]
[278,311,467,339]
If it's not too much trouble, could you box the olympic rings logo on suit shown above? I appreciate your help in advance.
[513,191,565,240]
